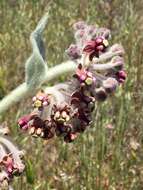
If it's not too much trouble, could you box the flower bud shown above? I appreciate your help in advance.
[95,87,107,101]
[111,44,125,55]
[0,137,25,188]
[66,44,81,59]
[102,78,118,93]
[32,92,49,110]
[83,37,109,60]
[73,21,86,31]
[116,70,127,83]
[18,115,30,130]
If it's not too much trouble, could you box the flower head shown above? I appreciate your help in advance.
[52,105,71,124]
[74,64,96,86]
[0,136,25,188]
[32,91,49,110]
[66,21,110,60]
[83,37,109,60]
[18,21,126,143]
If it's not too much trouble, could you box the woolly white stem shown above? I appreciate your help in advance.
[94,72,107,81]
[0,61,76,114]
[0,145,6,160]
[93,50,124,64]
[93,60,123,70]
[44,60,77,82]
[0,46,124,114]
[0,12,125,115]
[0,83,28,115]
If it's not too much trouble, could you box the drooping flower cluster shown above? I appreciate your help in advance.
[18,21,126,143]
[0,124,25,189]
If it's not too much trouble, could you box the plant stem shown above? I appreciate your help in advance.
[0,61,76,114]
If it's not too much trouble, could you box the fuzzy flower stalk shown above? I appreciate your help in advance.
[0,123,25,189]
[18,21,126,143]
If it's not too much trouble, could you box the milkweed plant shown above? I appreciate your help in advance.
[0,13,126,189]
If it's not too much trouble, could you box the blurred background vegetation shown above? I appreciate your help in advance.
[0,0,143,189]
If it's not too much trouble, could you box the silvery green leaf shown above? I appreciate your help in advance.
[25,13,49,89]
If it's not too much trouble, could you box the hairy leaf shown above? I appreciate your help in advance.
[25,13,49,89]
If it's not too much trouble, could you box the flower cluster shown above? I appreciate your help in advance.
[66,21,110,60]
[18,21,126,143]
[0,124,25,189]
[32,91,49,110]
[83,37,109,60]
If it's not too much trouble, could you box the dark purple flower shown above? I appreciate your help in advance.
[18,21,126,144]
[83,37,109,60]
[52,104,71,124]
[116,70,127,83]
